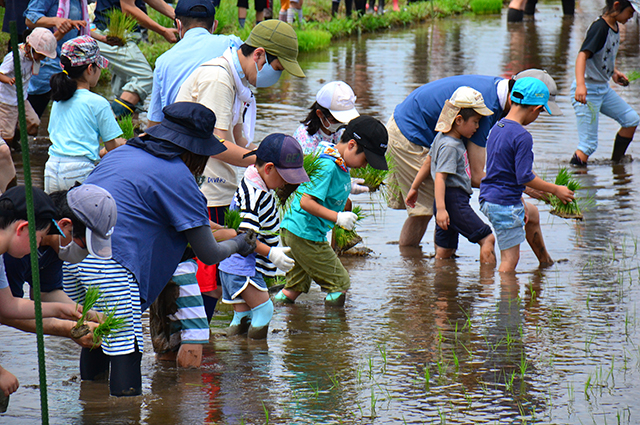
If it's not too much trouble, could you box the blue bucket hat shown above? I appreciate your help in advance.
[145,102,227,156]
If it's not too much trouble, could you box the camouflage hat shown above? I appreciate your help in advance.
[61,36,109,69]
[245,20,304,78]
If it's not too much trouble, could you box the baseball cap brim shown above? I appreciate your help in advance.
[330,107,359,124]
[363,149,388,171]
[95,55,109,69]
[278,56,305,78]
[86,227,112,260]
[546,98,562,116]
[275,165,310,185]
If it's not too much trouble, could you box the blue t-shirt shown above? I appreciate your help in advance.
[3,247,63,298]
[479,119,536,206]
[281,150,352,242]
[48,89,123,161]
[148,28,242,123]
[393,75,504,149]
[84,144,210,310]
[25,0,84,95]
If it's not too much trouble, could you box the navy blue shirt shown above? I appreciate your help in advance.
[2,0,28,35]
[84,144,210,311]
[393,75,504,149]
[479,119,536,206]
[3,247,63,298]
[94,0,147,31]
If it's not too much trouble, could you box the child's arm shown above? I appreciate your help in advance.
[300,194,357,230]
[525,176,574,204]
[210,221,238,242]
[612,68,629,86]
[574,51,589,104]
[0,73,15,86]
[0,365,18,397]
[103,138,127,155]
[121,0,178,43]
[434,172,450,230]
[406,155,431,208]
[0,287,81,321]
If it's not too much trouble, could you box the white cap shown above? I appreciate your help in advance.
[435,86,494,133]
[315,81,360,124]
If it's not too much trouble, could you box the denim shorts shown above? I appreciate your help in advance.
[434,187,492,250]
[570,80,640,156]
[219,270,267,304]
[44,156,96,193]
[480,201,525,251]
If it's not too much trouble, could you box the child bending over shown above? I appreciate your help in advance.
[406,86,496,263]
[480,78,574,272]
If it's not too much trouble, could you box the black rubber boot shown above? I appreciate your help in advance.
[331,1,340,16]
[611,133,633,162]
[507,8,524,22]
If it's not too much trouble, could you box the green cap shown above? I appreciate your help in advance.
[245,20,305,78]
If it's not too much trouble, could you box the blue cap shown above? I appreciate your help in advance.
[510,77,552,115]
[175,0,216,18]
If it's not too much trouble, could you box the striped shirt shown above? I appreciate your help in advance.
[169,261,209,345]
[63,257,144,356]
[219,167,279,277]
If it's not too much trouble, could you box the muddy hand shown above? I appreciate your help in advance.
[72,321,101,349]
[233,230,257,257]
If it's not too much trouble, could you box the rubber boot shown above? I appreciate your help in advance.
[227,311,251,336]
[248,300,274,340]
[325,292,346,307]
[274,289,295,304]
[611,133,633,162]
[507,8,524,22]
[331,1,340,16]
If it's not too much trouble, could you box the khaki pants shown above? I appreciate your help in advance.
[386,114,434,216]
[281,228,350,294]
[0,101,40,141]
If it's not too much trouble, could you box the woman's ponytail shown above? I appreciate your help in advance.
[50,56,89,102]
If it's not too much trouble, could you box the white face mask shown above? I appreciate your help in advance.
[58,239,89,264]
[321,114,342,134]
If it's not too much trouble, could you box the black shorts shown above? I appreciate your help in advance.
[237,0,267,11]
[434,187,492,250]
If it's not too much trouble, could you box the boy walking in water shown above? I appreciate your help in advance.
[480,78,574,272]
[218,134,309,339]
[406,86,496,263]
[275,116,388,307]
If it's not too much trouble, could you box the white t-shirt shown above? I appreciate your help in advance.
[176,57,246,207]
[0,256,9,290]
[0,47,34,106]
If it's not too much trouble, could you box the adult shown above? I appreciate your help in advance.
[78,102,255,396]
[387,68,561,247]
[176,19,304,321]
[147,0,242,127]
[1,0,28,42]
[2,186,115,349]
[24,0,89,118]
[92,0,178,117]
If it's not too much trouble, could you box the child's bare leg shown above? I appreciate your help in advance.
[399,215,432,247]
[499,245,520,273]
[241,286,272,339]
[434,244,455,259]
[0,143,15,193]
[281,288,301,301]
[524,201,553,266]
[478,233,496,264]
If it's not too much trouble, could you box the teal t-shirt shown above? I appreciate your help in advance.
[48,89,123,161]
[281,156,351,242]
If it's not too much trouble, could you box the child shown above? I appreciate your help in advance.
[0,27,57,142]
[44,36,123,193]
[276,116,388,307]
[480,78,574,273]
[0,185,83,398]
[218,134,309,339]
[570,0,639,166]
[405,86,496,263]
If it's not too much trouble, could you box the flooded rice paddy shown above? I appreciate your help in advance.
[6,0,640,422]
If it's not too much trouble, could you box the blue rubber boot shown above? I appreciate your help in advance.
[227,310,252,336]
[325,292,346,307]
[273,289,294,304]
[248,300,274,340]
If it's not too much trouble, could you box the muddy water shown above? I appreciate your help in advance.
[6,0,640,423]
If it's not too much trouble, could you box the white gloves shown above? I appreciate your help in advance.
[268,247,295,272]
[336,211,358,231]
[350,178,369,195]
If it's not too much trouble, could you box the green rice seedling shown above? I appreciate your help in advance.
[224,208,242,231]
[104,9,138,46]
[117,114,135,139]
[71,286,102,339]
[370,388,377,419]
[627,70,640,82]
[92,304,126,346]
[587,101,598,124]
[378,342,387,372]
[277,153,322,212]
[333,205,367,253]
[327,371,340,390]
[350,163,388,192]
[424,365,431,390]
[519,354,528,377]
[470,0,501,14]
[262,401,269,425]
[548,167,587,219]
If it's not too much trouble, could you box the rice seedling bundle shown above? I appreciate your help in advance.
[224,208,242,231]
[117,115,135,139]
[92,305,127,346]
[277,153,322,212]
[105,9,138,46]
[627,70,640,82]
[70,286,126,345]
[70,286,101,339]
[333,205,366,253]
[350,164,388,192]
[548,167,586,220]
